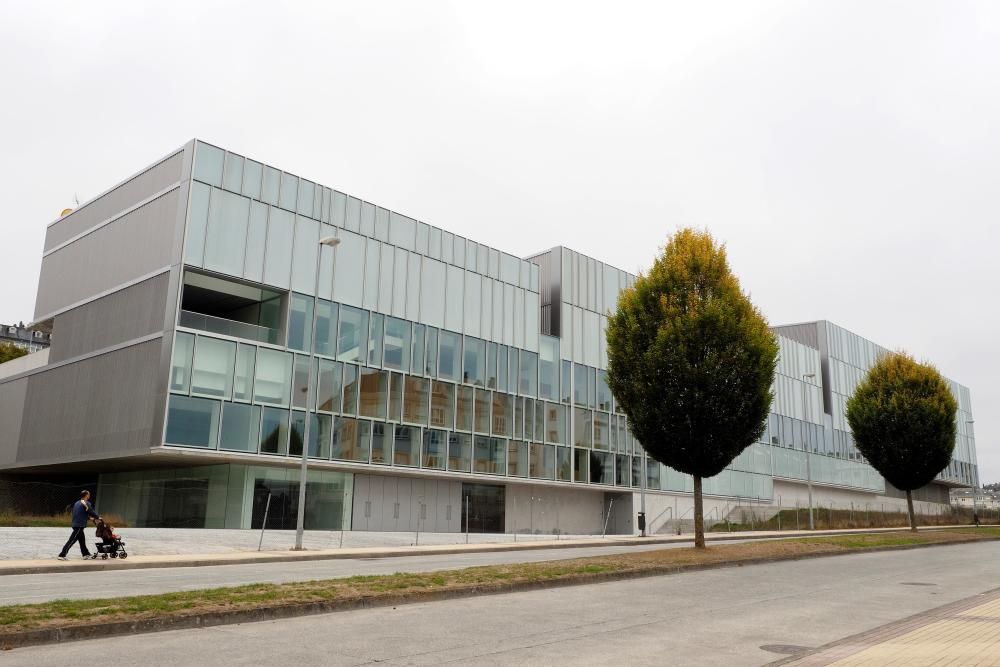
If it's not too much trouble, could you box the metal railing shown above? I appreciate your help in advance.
[179,310,279,344]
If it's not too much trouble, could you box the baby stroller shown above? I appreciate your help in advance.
[92,518,128,559]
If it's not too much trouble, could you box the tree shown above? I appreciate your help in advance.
[845,352,957,532]
[0,343,28,365]
[606,229,778,548]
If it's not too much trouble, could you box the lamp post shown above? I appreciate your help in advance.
[802,373,816,530]
[967,419,977,524]
[294,235,341,551]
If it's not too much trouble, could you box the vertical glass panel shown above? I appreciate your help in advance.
[165,395,220,448]
[289,411,306,456]
[291,355,310,409]
[507,441,528,477]
[573,364,588,406]
[279,173,298,211]
[346,196,362,233]
[233,344,255,402]
[259,406,289,455]
[561,360,572,404]
[587,367,597,408]
[204,189,250,276]
[521,398,533,440]
[388,372,403,421]
[219,402,260,452]
[194,143,224,186]
[253,348,292,406]
[403,376,429,425]
[184,182,211,265]
[474,389,491,434]
[492,392,512,437]
[631,457,641,488]
[463,337,486,386]
[315,300,337,357]
[368,313,384,366]
[647,457,660,490]
[615,454,630,486]
[332,230,365,307]
[242,160,263,199]
[497,346,508,393]
[377,242,393,312]
[287,293,313,353]
[341,364,359,415]
[574,448,589,483]
[360,202,376,236]
[445,265,464,332]
[422,429,447,470]
[411,324,425,377]
[263,208,294,288]
[392,247,408,318]
[474,436,505,475]
[530,443,555,480]
[290,216,319,294]
[556,447,572,481]
[425,327,438,376]
[463,271,481,336]
[191,337,236,399]
[593,412,610,451]
[393,425,419,466]
[486,342,498,389]
[309,413,332,459]
[244,201,268,282]
[223,153,244,192]
[592,451,613,484]
[456,385,474,432]
[170,332,195,393]
[448,433,472,472]
[534,400,545,442]
[545,403,566,444]
[513,395,523,440]
[261,166,280,205]
[519,351,538,397]
[508,347,518,394]
[597,370,612,412]
[406,253,421,322]
[420,258,446,328]
[384,317,411,372]
[539,336,558,401]
[333,416,369,462]
[438,331,462,381]
[371,421,389,464]
[363,239,380,310]
[453,235,466,265]
[331,191,347,227]
[297,180,315,217]
[358,368,388,419]
[430,381,454,429]
[316,359,342,413]
[337,306,368,363]
[574,408,593,448]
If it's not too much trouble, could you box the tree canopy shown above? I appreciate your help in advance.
[0,343,28,365]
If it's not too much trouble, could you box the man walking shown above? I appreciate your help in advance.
[57,490,100,560]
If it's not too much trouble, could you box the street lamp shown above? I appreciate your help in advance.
[802,373,816,530]
[967,419,977,525]
[294,235,341,551]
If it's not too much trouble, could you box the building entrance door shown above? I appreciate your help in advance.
[461,483,505,533]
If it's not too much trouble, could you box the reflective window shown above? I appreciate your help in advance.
[425,327,438,376]
[403,376,429,425]
[507,441,528,477]
[368,313,384,367]
[291,355,310,409]
[597,370,612,412]
[332,417,369,462]
[332,230,365,306]
[574,408,593,448]
[556,447,572,481]
[438,330,462,381]
[253,348,292,406]
[615,454,630,486]
[371,422,389,464]
[456,385,474,432]
[422,429,447,470]
[170,332,195,393]
[411,324,425,377]
[539,336,558,400]
[315,300,337,357]
[545,403,566,445]
[573,364,588,406]
[358,368,388,419]
[561,360,572,404]
[474,389,491,434]
[261,165,280,205]
[486,342,498,389]
[233,344,255,402]
[430,381,455,429]
[463,336,486,386]
[593,412,610,451]
[587,367,597,408]
[184,182,210,265]
[290,216,319,294]
[289,411,306,456]
[219,402,260,452]
[393,425,419,466]
[316,359,343,413]
[341,364,359,415]
[242,160,263,200]
[309,413,332,459]
[448,433,472,472]
[259,406,289,455]
[194,143,224,186]
[288,293,313,352]
[497,346,509,393]
[297,180,315,217]
[388,372,403,422]
[492,392,512,437]
[204,189,249,276]
[632,457,641,488]
[384,317,411,372]
[474,436,505,475]
[263,208,294,288]
[279,172,298,211]
[533,400,545,442]
[445,265,464,330]
[191,337,236,399]
[166,395,220,448]
[337,306,368,363]
[574,448,590,483]
[592,451,613,484]
[530,443,555,480]
[519,350,538,397]
[244,202,267,283]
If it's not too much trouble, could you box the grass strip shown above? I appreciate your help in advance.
[1,528,998,639]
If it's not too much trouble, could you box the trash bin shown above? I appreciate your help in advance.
[637,511,646,534]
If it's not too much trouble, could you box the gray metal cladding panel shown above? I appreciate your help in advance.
[48,273,170,363]
[16,339,164,464]
[772,323,820,350]
[44,151,184,252]
[0,378,28,467]
[34,190,179,321]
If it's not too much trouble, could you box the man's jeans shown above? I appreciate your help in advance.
[59,527,91,557]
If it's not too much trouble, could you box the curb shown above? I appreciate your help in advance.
[1,534,998,651]
[0,525,983,576]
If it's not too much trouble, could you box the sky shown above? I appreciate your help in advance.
[1,1,997,481]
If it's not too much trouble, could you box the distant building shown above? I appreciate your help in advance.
[951,488,1000,510]
[0,322,50,354]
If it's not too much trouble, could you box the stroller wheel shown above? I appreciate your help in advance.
[120,552,127,559]
[101,554,108,560]
[91,554,98,559]
[110,552,118,558]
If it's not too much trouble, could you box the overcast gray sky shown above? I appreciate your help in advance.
[2,1,996,482]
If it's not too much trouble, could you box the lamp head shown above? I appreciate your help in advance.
[320,236,341,247]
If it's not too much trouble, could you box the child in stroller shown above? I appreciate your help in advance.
[93,518,127,559]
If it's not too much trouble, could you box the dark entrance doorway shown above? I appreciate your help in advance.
[461,483,505,533]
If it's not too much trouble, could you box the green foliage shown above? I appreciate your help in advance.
[0,342,28,364]
[845,352,957,491]
[605,228,779,478]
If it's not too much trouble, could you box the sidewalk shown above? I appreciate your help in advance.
[0,525,985,576]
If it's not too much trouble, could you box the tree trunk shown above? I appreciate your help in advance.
[694,475,706,548]
[906,489,917,532]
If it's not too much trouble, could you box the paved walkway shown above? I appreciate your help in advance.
[778,587,1000,666]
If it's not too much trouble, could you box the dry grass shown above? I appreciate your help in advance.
[1,528,998,637]
[709,507,987,532]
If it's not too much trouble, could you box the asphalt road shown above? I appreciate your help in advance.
[5,541,999,666]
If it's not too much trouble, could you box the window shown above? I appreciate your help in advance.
[492,392,512,437]
[456,385,474,432]
[316,360,342,413]
[486,342,498,389]
[422,429,447,470]
[389,372,403,422]
[309,414,332,459]
[279,172,298,211]
[507,441,528,477]
[597,370,612,411]
[358,368,388,419]
[530,443,555,480]
[259,407,289,455]
[291,355,310,409]
[194,142,224,186]
[166,395,220,448]
[519,351,538,397]
[615,454,630,486]
[593,412,610,451]
[438,330,462,381]
[261,166,280,204]
[574,448,589,483]
[170,332,195,393]
[556,447,572,481]
[403,376,429,425]
[393,425,419,466]
[539,336,558,400]
[448,433,472,472]
[219,402,260,452]
[411,324,425,376]
[425,327,438,376]
[191,337,236,399]
[371,422,389,464]
[289,411,306,456]
[337,306,368,363]
[560,360,572,404]
[463,336,486,386]
[384,317,411,371]
[474,436,505,475]
[474,389,491,434]
[574,408,593,448]
[341,364,359,415]
[332,417,369,462]
[263,208,294,288]
[430,381,455,429]
[233,344,255,402]
[368,313,384,366]
[315,300,338,356]
[497,346,509,393]
[253,349,292,406]
[204,189,250,276]
[573,364,588,406]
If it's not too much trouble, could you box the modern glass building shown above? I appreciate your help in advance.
[0,140,978,532]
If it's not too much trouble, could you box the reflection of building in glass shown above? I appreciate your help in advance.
[0,141,978,533]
